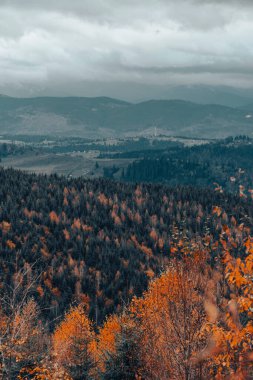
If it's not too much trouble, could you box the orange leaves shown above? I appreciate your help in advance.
[6,239,16,250]
[40,247,51,259]
[145,269,155,278]
[134,212,142,224]
[213,206,222,217]
[53,304,95,369]
[0,220,11,233]
[239,185,246,198]
[220,239,228,251]
[71,218,81,230]
[37,285,44,297]
[129,253,211,379]
[18,366,51,380]
[131,235,153,257]
[97,314,121,357]
[70,219,93,233]
[111,210,122,225]
[140,244,153,257]
[245,238,253,254]
[204,299,219,323]
[134,186,142,198]
[63,196,69,206]
[53,304,97,378]
[82,224,93,232]
[170,246,178,254]
[222,224,230,235]
[223,240,252,296]
[97,192,108,206]
[205,218,253,378]
[149,229,158,241]
[49,211,60,224]
[245,253,253,274]
[158,237,164,249]
[130,224,252,379]
[44,278,52,290]
[95,312,139,376]
[131,234,139,247]
[63,188,69,207]
[63,228,70,240]
[23,208,37,219]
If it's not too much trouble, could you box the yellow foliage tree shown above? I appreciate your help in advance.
[53,304,95,379]
[205,232,253,379]
[130,249,211,380]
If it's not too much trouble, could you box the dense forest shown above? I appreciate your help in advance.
[121,137,253,193]
[0,168,252,378]
[0,142,31,159]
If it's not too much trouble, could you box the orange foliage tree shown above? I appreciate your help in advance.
[129,247,211,380]
[204,221,253,379]
[52,304,96,379]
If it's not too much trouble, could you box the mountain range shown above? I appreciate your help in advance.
[0,94,253,139]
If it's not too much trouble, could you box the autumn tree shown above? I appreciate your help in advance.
[0,298,47,379]
[203,219,253,379]
[130,246,212,380]
[0,262,48,379]
[53,304,96,380]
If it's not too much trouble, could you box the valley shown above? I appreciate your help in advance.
[0,134,209,177]
[1,134,252,197]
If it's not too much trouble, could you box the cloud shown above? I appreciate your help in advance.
[0,1,253,98]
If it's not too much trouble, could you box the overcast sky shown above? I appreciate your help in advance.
[0,0,253,99]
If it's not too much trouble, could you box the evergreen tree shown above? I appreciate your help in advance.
[102,321,142,380]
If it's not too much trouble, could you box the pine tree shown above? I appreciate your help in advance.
[102,320,142,380]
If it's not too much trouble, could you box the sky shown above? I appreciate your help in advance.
[0,0,253,100]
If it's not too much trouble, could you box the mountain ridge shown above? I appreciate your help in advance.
[0,95,252,139]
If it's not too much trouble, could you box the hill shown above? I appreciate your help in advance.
[0,95,252,139]
[0,167,252,325]
[150,84,253,107]
[120,137,253,191]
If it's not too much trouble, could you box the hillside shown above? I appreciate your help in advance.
[0,168,252,378]
[0,168,252,325]
[120,137,253,191]
[156,84,253,107]
[0,95,252,139]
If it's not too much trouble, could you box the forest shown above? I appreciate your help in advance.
[120,137,253,193]
[0,167,252,379]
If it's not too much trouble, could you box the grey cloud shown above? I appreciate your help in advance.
[195,0,253,4]
[0,1,253,99]
[119,63,253,76]
[0,1,250,29]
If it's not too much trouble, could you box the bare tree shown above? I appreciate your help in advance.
[0,258,48,379]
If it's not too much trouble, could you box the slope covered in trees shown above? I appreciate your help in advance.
[0,168,252,378]
[121,137,253,193]
[0,167,252,327]
[0,196,252,378]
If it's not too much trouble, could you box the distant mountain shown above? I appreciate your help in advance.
[0,96,130,138]
[26,83,253,107]
[159,85,253,108]
[238,102,253,113]
[0,95,252,139]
